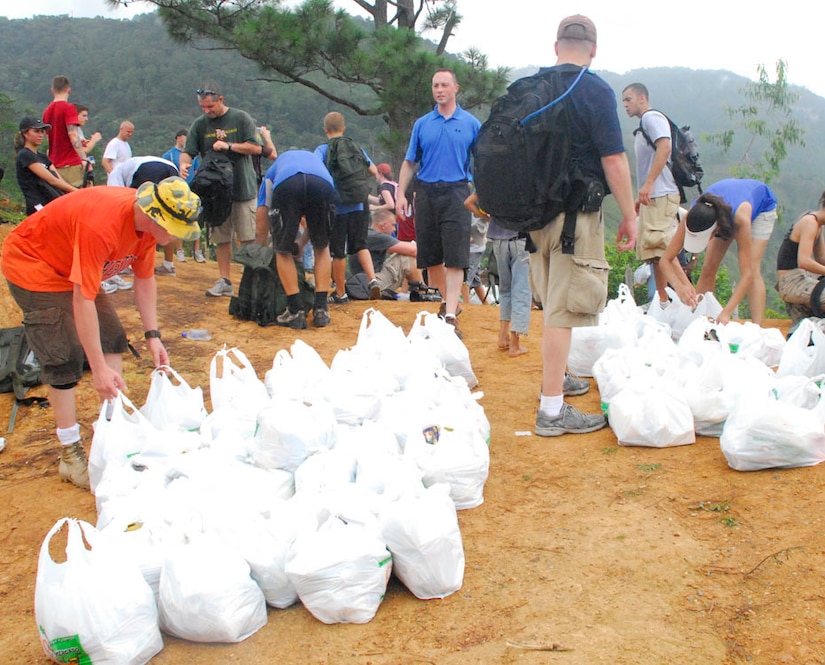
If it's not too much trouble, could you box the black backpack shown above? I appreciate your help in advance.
[190,149,234,227]
[229,256,314,326]
[473,65,588,233]
[0,327,41,400]
[325,136,372,205]
[634,110,704,202]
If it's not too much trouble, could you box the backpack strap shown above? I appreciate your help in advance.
[521,66,588,126]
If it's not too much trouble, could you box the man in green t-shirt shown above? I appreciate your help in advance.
[180,83,264,297]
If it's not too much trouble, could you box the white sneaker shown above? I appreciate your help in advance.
[154,263,176,277]
[101,279,118,294]
[175,249,186,262]
[109,275,133,290]
[194,250,206,263]
[205,278,233,297]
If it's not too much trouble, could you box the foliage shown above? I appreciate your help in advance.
[707,60,805,184]
[107,0,508,160]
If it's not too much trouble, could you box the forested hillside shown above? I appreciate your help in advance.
[2,13,824,312]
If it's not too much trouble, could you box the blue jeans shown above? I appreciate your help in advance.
[492,237,531,335]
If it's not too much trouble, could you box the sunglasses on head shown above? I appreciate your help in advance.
[196,88,218,96]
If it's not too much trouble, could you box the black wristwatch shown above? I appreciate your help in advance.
[144,329,162,340]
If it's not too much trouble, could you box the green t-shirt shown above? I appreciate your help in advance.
[185,107,260,201]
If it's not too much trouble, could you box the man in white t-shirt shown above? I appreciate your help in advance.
[102,120,134,173]
[623,83,680,308]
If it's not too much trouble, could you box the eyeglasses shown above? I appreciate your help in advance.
[196,88,218,96]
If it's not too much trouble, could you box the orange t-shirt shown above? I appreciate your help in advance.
[2,188,157,300]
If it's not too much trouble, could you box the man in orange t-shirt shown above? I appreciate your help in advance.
[42,75,88,187]
[2,177,201,490]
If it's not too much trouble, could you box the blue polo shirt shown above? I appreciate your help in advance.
[256,150,333,208]
[404,103,481,184]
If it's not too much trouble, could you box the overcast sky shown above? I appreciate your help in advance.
[7,0,825,98]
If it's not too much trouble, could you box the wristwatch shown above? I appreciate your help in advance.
[227,142,233,152]
[144,329,162,340]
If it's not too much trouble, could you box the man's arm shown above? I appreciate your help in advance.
[638,136,671,206]
[388,239,417,257]
[73,286,124,400]
[133,275,169,369]
[601,152,637,251]
[179,152,194,179]
[396,160,417,214]
[67,125,87,162]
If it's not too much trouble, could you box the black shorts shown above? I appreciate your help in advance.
[329,208,369,259]
[6,281,128,387]
[414,181,471,269]
[271,174,335,253]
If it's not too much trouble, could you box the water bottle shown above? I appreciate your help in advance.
[181,329,212,341]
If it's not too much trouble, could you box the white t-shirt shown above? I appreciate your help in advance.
[103,136,132,169]
[634,110,678,198]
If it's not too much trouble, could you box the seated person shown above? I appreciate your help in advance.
[347,208,422,298]
[776,190,825,322]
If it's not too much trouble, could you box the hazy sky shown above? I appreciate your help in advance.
[7,0,824,98]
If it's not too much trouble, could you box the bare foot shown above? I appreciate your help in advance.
[498,338,510,350]
[508,332,527,356]
[508,345,528,357]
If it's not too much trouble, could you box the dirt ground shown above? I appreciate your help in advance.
[2,222,824,665]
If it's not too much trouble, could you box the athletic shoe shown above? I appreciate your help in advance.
[194,250,206,263]
[369,278,381,300]
[328,292,349,304]
[101,279,118,294]
[438,302,462,318]
[535,403,606,437]
[444,315,463,340]
[563,373,591,397]
[120,266,134,276]
[205,278,233,297]
[59,442,90,490]
[108,274,133,290]
[154,263,176,277]
[313,308,330,328]
[276,307,307,330]
[175,249,187,262]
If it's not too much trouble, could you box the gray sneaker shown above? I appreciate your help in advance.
[101,279,118,294]
[563,373,590,396]
[313,308,330,328]
[206,278,233,297]
[368,278,381,300]
[154,263,176,277]
[108,274,133,290]
[535,403,606,437]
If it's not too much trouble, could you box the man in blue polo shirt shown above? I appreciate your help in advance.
[396,69,481,339]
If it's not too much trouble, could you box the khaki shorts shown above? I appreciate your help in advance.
[751,210,778,241]
[636,193,679,261]
[376,253,416,292]
[209,199,257,245]
[529,209,610,328]
[56,164,84,188]
[6,281,128,386]
[777,269,823,310]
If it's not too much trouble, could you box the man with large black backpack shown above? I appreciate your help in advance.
[179,83,263,298]
[508,16,636,438]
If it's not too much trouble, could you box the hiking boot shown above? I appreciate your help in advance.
[313,308,330,328]
[154,263,176,277]
[59,442,90,490]
[444,315,463,340]
[101,279,118,294]
[535,403,606,437]
[276,307,307,330]
[369,278,381,300]
[194,250,206,263]
[108,274,133,290]
[206,278,233,297]
[563,373,591,397]
[438,303,462,318]
[328,292,349,304]
[175,249,187,263]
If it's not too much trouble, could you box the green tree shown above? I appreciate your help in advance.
[108,0,508,161]
[707,60,805,184]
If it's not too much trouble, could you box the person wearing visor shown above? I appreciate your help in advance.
[660,178,777,324]
[14,116,77,215]
[1,176,201,490]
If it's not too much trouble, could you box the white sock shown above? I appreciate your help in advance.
[163,260,174,269]
[539,394,563,417]
[56,423,81,446]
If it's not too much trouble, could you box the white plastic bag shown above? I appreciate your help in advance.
[264,339,330,401]
[379,484,464,599]
[140,365,207,432]
[209,346,269,412]
[35,518,162,665]
[158,533,267,642]
[89,391,159,493]
[407,311,478,389]
[776,318,825,378]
